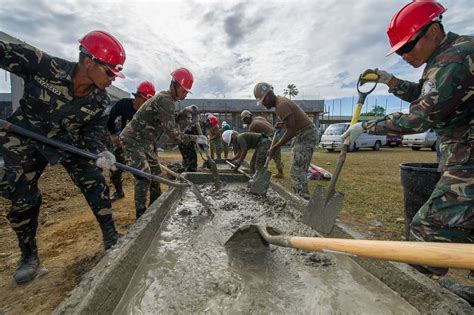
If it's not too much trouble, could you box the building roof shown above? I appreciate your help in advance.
[179,98,324,114]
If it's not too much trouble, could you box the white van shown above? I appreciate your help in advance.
[320,122,387,152]
[402,128,437,151]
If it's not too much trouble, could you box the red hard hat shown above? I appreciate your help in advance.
[79,30,126,78]
[171,67,194,92]
[136,81,156,99]
[386,1,446,56]
[209,115,219,127]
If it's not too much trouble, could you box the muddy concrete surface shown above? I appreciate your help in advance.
[114,183,417,314]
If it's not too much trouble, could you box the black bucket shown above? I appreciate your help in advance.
[400,163,441,239]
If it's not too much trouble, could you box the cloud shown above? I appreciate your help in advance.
[0,0,471,109]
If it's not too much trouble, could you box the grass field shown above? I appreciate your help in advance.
[163,146,438,241]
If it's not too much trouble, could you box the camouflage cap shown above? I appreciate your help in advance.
[240,110,252,121]
[253,82,273,104]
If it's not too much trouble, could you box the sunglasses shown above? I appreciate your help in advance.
[94,59,117,78]
[396,22,434,56]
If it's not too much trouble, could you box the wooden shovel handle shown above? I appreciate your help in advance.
[290,237,474,269]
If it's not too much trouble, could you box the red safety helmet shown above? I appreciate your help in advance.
[386,1,446,56]
[171,68,194,92]
[208,115,219,127]
[136,81,156,99]
[79,30,126,78]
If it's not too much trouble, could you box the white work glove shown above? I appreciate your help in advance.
[362,68,393,85]
[196,135,208,146]
[341,122,365,145]
[96,151,117,171]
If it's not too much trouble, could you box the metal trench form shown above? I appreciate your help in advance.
[54,166,472,314]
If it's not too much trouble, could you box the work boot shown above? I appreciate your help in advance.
[439,277,474,305]
[110,190,125,203]
[99,221,120,250]
[136,207,146,220]
[409,264,449,277]
[273,169,284,179]
[14,238,39,284]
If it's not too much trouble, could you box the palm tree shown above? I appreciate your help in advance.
[283,84,299,99]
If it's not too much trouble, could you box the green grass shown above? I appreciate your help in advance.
[161,146,438,241]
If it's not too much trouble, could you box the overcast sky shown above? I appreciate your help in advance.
[0,0,472,113]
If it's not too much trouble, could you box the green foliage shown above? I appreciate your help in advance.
[283,83,299,99]
[361,105,386,117]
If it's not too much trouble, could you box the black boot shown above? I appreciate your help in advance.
[110,190,125,203]
[14,237,39,284]
[439,277,474,305]
[99,221,120,250]
[136,207,146,220]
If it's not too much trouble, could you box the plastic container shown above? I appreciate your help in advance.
[400,163,441,239]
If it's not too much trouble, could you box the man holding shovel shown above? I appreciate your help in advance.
[0,31,126,284]
[342,1,473,281]
[120,68,207,219]
[241,110,284,178]
[223,130,271,184]
[254,82,318,200]
[107,81,156,202]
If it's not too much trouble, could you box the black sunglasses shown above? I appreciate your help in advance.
[396,22,434,56]
[94,59,116,78]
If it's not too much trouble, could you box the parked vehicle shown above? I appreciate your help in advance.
[402,129,437,151]
[319,123,387,152]
[385,134,402,147]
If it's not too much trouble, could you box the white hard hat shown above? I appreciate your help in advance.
[222,130,234,145]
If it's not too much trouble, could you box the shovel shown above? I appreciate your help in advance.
[225,160,252,179]
[159,163,213,216]
[302,71,379,234]
[248,130,279,195]
[225,225,474,270]
[0,119,188,188]
[193,109,221,190]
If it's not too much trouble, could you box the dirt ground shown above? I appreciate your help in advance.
[0,151,472,313]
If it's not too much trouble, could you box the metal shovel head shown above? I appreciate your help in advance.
[249,169,271,195]
[225,224,281,247]
[302,186,344,234]
[208,159,221,189]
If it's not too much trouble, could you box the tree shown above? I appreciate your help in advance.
[283,84,299,99]
[361,105,386,117]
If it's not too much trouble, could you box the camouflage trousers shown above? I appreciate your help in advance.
[223,142,229,159]
[250,134,283,174]
[0,132,113,241]
[410,168,474,243]
[210,137,223,160]
[121,140,161,216]
[250,137,271,180]
[178,143,197,172]
[110,144,126,192]
[290,125,318,198]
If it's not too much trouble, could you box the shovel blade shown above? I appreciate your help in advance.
[302,186,344,234]
[249,169,271,195]
[208,160,221,190]
[225,225,269,247]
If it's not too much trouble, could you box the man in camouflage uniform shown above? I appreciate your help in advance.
[343,1,473,280]
[254,82,318,200]
[241,110,284,178]
[221,121,232,159]
[120,68,207,219]
[207,115,223,160]
[107,81,155,201]
[176,106,209,172]
[0,31,126,284]
[223,130,271,181]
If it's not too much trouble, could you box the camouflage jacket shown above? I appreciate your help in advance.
[367,32,474,171]
[120,90,194,149]
[0,40,110,163]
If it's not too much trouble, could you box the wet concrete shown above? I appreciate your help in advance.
[114,183,418,314]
